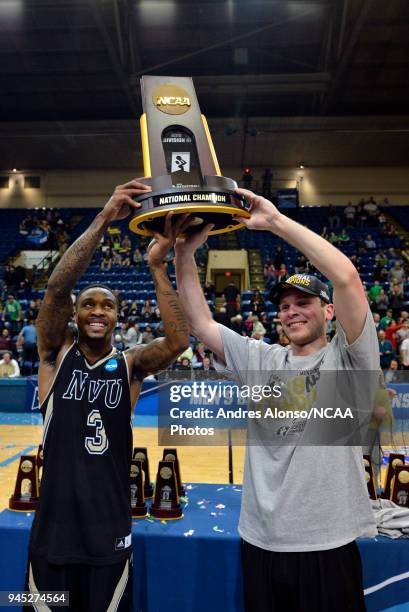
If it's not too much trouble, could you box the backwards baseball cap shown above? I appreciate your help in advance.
[270,274,331,304]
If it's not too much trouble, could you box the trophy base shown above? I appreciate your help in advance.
[149,505,183,520]
[131,504,148,518]
[129,179,250,237]
[9,496,38,511]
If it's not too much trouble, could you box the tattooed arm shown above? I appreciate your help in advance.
[129,213,191,377]
[36,179,151,364]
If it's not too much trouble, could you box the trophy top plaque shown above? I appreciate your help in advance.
[129,75,250,237]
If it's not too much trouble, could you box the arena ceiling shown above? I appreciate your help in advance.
[1,0,409,170]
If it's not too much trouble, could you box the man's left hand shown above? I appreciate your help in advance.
[147,212,193,267]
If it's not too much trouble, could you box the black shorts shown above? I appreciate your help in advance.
[24,555,132,612]
[241,539,366,612]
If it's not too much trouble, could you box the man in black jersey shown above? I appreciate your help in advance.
[26,179,191,611]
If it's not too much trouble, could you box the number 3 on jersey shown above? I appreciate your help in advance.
[85,409,109,455]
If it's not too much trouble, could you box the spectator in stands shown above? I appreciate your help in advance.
[252,315,266,338]
[344,202,355,226]
[355,200,367,229]
[337,228,350,243]
[101,236,113,254]
[177,345,194,365]
[141,299,154,320]
[244,313,254,335]
[328,231,339,245]
[112,251,123,266]
[0,351,20,378]
[142,325,155,344]
[380,309,394,330]
[113,332,125,351]
[122,321,142,349]
[118,299,129,322]
[364,234,377,249]
[121,235,132,252]
[155,322,165,338]
[389,283,405,320]
[175,356,192,371]
[363,198,378,226]
[401,335,409,370]
[374,289,389,315]
[133,247,143,267]
[223,281,240,315]
[230,314,244,335]
[2,294,22,334]
[349,255,361,273]
[192,342,207,368]
[384,359,400,384]
[100,252,112,271]
[378,330,394,370]
[128,301,139,318]
[274,263,288,282]
[201,355,215,372]
[368,280,382,306]
[263,263,276,290]
[375,251,388,267]
[121,251,131,267]
[0,329,12,352]
[259,313,272,337]
[112,234,121,251]
[372,313,381,332]
[214,306,230,327]
[4,265,16,293]
[388,261,405,287]
[320,226,330,240]
[17,319,37,366]
[153,306,161,321]
[396,320,409,348]
[327,205,340,230]
[203,282,215,301]
[24,300,39,321]
[278,333,290,347]
[294,255,308,274]
[250,290,265,314]
[373,263,388,283]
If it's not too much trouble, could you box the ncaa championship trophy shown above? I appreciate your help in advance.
[9,455,39,511]
[129,75,250,236]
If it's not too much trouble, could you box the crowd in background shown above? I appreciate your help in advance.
[0,196,408,378]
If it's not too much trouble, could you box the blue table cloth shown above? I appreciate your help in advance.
[1,484,409,611]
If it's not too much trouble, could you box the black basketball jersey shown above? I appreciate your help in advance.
[29,342,133,565]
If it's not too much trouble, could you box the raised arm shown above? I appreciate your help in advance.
[234,188,367,344]
[129,213,191,377]
[174,225,225,362]
[36,179,151,364]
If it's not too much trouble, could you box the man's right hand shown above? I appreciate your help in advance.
[100,178,151,224]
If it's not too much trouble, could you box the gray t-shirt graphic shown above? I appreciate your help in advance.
[214,308,379,552]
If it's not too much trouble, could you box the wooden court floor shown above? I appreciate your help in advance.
[0,423,245,511]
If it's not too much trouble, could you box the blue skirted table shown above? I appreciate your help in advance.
[0,484,409,612]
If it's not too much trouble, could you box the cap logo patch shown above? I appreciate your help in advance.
[287,274,311,287]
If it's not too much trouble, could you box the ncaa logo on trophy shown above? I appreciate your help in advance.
[129,76,250,236]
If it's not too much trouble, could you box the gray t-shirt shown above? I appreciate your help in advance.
[214,308,379,552]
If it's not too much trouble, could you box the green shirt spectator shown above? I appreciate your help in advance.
[368,281,382,302]
[380,310,394,330]
[2,295,22,322]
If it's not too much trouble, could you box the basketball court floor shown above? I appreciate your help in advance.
[0,411,246,511]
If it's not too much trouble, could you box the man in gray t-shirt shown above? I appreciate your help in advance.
[174,187,380,612]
